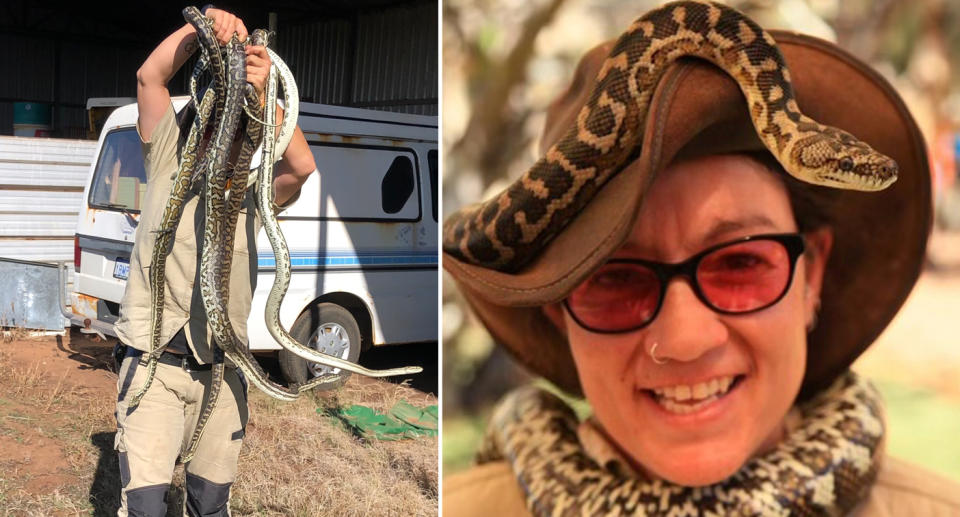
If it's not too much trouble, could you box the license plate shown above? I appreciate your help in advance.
[113,257,130,280]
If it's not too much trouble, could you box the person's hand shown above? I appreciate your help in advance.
[205,8,248,44]
[245,45,271,105]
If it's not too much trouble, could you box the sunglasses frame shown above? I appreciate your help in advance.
[563,233,807,334]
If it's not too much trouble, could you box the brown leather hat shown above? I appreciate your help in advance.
[443,30,931,399]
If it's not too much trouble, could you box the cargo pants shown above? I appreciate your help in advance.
[114,346,249,517]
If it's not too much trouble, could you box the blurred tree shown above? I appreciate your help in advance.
[442,0,567,415]
[447,0,567,185]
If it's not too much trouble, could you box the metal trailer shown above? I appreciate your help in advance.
[0,134,96,333]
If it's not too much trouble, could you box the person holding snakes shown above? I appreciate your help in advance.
[443,1,960,515]
[113,5,316,516]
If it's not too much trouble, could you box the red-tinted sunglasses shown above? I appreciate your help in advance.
[564,233,806,333]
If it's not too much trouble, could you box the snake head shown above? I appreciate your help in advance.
[792,130,898,192]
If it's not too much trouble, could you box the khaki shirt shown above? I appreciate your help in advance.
[115,103,294,364]
[443,419,960,517]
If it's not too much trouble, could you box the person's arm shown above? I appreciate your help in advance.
[136,8,249,141]
[243,45,317,207]
[273,124,316,207]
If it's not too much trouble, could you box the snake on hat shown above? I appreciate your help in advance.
[443,0,898,274]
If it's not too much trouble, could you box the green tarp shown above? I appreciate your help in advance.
[324,400,438,441]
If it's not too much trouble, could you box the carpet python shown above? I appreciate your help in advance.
[126,27,222,409]
[189,29,250,464]
[128,6,422,461]
[442,0,899,273]
[254,46,377,383]
[478,370,884,516]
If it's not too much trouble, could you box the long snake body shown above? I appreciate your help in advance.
[127,6,230,409]
[187,33,248,464]
[127,63,217,409]
[480,371,884,516]
[442,0,899,273]
[131,7,422,450]
[255,47,390,383]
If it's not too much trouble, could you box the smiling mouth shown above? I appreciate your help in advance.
[644,375,745,415]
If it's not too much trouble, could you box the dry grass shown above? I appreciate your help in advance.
[231,380,438,516]
[0,327,29,344]
[0,488,90,516]
[0,347,118,516]
[0,339,438,516]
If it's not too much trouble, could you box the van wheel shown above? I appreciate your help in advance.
[279,303,361,390]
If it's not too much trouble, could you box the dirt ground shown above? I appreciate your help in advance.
[0,330,438,516]
[0,331,115,494]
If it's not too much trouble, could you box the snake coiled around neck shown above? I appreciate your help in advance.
[479,370,884,516]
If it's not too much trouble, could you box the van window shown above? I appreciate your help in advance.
[286,144,421,221]
[89,128,148,213]
[428,150,437,222]
[381,156,415,214]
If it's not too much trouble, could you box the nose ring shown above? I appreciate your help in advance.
[649,342,667,365]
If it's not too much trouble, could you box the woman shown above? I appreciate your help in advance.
[443,2,960,515]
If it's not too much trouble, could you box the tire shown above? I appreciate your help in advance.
[278,302,362,390]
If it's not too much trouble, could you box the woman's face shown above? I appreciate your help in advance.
[549,154,831,486]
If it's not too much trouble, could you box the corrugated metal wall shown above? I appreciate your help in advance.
[276,1,438,115]
[0,32,142,139]
[2,1,437,137]
[351,1,438,115]
[57,40,143,137]
[0,136,94,262]
[280,19,355,108]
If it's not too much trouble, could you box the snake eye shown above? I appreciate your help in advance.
[839,157,854,172]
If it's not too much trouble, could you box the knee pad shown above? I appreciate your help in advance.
[185,472,232,517]
[125,484,168,517]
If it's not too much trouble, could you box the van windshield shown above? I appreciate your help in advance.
[89,128,147,214]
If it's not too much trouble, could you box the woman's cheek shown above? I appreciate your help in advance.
[568,327,636,407]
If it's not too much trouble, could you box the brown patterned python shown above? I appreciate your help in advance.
[123,8,421,463]
[478,370,884,516]
[186,29,253,463]
[443,0,899,273]
[184,16,418,404]
[182,12,339,407]
[126,9,223,408]
[130,7,422,429]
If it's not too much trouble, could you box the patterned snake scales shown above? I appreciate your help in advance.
[446,1,895,514]
[127,7,421,463]
[478,371,884,516]
[443,0,898,273]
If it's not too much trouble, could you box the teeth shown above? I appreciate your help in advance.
[692,382,709,399]
[650,375,738,413]
[659,396,717,414]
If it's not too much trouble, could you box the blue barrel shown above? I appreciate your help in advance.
[13,102,51,137]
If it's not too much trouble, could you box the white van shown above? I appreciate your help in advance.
[68,97,438,386]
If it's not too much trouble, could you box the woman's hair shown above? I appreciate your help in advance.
[744,151,839,233]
